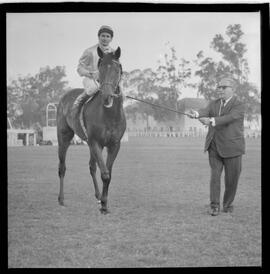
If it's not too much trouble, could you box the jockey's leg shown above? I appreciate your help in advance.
[73,77,99,108]
[71,78,99,140]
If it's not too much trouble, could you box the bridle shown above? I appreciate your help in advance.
[98,59,122,98]
[99,82,121,98]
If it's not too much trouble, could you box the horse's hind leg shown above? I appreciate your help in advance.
[89,149,101,202]
[57,126,74,206]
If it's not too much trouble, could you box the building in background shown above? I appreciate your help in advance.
[7,117,37,146]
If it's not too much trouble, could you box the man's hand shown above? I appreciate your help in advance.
[185,109,198,119]
[198,117,211,126]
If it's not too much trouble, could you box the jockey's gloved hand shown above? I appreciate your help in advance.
[88,71,99,81]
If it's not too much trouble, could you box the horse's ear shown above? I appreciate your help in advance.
[97,46,104,58]
[114,47,121,59]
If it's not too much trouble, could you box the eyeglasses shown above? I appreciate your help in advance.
[218,86,231,90]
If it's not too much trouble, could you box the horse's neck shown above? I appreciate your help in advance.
[86,94,123,120]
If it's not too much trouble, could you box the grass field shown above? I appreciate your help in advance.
[8,137,261,268]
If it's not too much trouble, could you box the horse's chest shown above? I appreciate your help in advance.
[104,127,120,143]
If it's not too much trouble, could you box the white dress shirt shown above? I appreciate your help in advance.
[194,96,233,127]
[210,96,233,126]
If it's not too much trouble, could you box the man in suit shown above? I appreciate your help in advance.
[186,76,245,216]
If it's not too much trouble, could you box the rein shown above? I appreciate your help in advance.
[98,52,122,98]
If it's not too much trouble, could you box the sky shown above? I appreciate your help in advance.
[6,12,261,98]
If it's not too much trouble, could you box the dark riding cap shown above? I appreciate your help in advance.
[98,25,114,38]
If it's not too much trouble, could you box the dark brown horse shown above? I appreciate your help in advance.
[57,47,126,214]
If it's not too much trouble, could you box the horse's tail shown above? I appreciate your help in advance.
[56,98,65,124]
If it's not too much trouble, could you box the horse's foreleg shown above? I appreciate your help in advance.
[89,151,101,202]
[106,142,121,179]
[90,141,110,214]
[99,142,121,214]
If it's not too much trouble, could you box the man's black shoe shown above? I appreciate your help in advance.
[208,207,220,216]
[223,206,234,213]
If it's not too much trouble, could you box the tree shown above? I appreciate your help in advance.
[194,52,231,100]
[123,45,194,124]
[156,44,193,119]
[123,68,158,128]
[151,86,178,122]
[236,82,261,121]
[194,24,260,120]
[7,82,24,128]
[211,24,250,83]
[7,66,68,128]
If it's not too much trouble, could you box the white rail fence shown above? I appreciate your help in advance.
[128,130,261,138]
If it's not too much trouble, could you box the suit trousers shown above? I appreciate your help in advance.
[208,140,242,209]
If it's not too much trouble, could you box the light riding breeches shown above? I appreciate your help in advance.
[82,77,100,95]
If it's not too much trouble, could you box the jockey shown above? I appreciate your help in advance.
[73,25,123,112]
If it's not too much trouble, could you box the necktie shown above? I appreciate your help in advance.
[219,99,225,116]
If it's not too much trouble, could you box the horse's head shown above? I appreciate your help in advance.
[97,46,122,108]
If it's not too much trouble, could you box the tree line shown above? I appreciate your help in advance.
[7,24,260,130]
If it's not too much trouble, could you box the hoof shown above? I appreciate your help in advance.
[58,197,64,206]
[97,200,101,204]
[99,208,110,214]
[95,194,101,202]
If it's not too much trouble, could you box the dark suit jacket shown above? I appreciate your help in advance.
[198,96,245,158]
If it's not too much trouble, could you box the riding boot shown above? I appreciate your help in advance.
[72,91,94,119]
[73,91,91,109]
